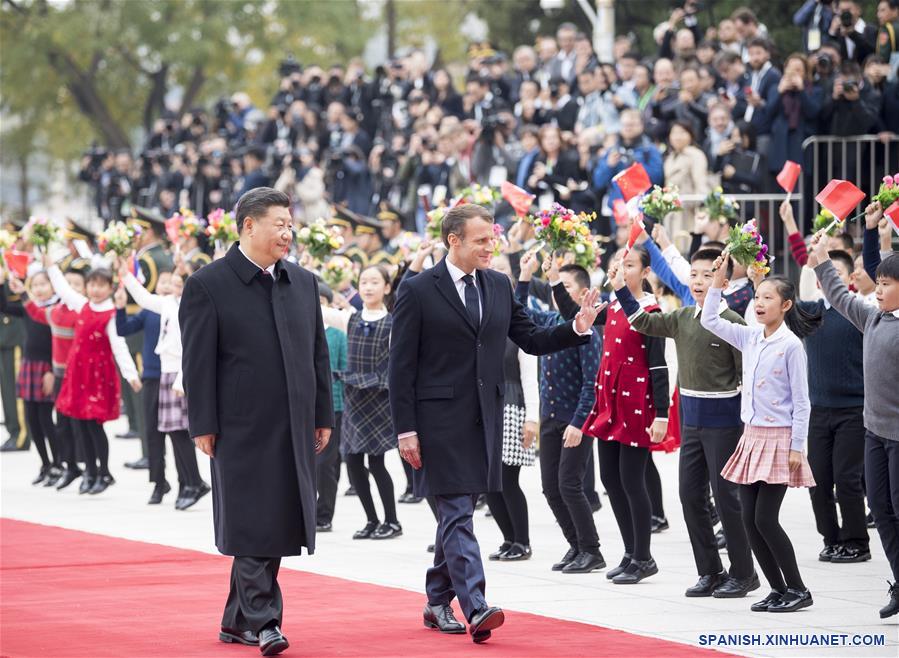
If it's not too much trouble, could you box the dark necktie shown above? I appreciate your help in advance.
[462,274,480,329]
[258,269,273,295]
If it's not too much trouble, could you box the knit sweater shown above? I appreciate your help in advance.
[816,260,899,441]
[618,285,743,427]
[799,300,864,408]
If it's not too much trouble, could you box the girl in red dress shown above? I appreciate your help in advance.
[582,246,670,584]
[46,260,140,495]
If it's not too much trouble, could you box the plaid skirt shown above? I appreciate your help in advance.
[721,425,816,488]
[16,359,54,403]
[158,371,188,433]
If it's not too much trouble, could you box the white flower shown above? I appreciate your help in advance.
[298,227,311,241]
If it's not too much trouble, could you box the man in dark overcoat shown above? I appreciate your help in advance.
[388,203,601,643]
[180,187,333,657]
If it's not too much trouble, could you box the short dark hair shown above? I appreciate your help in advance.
[441,204,493,247]
[875,254,899,282]
[732,7,758,25]
[829,250,854,275]
[86,268,114,287]
[832,232,855,253]
[559,264,590,290]
[746,37,771,53]
[234,187,290,233]
[692,247,731,277]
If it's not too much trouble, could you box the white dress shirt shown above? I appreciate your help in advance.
[238,244,276,275]
[444,257,483,318]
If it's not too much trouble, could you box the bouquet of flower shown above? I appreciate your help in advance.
[529,204,591,253]
[0,229,16,252]
[702,187,739,225]
[491,223,506,257]
[873,174,899,207]
[426,206,447,241]
[173,208,204,240]
[571,234,604,270]
[640,185,682,220]
[321,255,355,290]
[205,208,239,246]
[811,208,842,237]
[396,231,423,258]
[22,217,62,251]
[98,221,141,257]
[296,218,344,261]
[724,218,770,276]
[454,184,500,208]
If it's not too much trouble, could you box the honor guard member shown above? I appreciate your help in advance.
[0,218,29,451]
[375,202,407,266]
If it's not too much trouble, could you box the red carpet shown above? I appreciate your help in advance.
[1,518,734,657]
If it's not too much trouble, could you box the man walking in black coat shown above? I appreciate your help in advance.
[180,187,333,657]
[388,204,601,643]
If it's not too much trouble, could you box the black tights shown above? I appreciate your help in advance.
[739,482,805,592]
[486,464,530,545]
[645,454,665,519]
[76,419,110,478]
[24,401,60,468]
[597,440,653,561]
[344,453,397,524]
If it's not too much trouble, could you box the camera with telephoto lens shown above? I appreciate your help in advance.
[839,10,854,28]
[842,79,858,94]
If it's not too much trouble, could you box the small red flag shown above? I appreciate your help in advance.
[885,201,899,237]
[612,163,652,202]
[501,181,535,218]
[612,199,629,226]
[3,250,32,279]
[624,216,646,254]
[815,179,866,221]
[164,216,182,244]
[776,160,801,194]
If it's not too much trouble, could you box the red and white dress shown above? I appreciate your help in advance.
[582,294,663,449]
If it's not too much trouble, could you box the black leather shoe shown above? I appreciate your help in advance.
[258,625,289,656]
[316,521,332,532]
[115,429,140,439]
[427,544,435,553]
[474,494,487,510]
[562,550,606,574]
[398,491,423,504]
[715,528,727,549]
[177,482,211,510]
[605,554,632,580]
[124,456,149,469]
[89,474,115,494]
[830,545,871,563]
[56,467,82,490]
[612,558,658,584]
[818,544,841,561]
[552,547,579,571]
[344,485,357,496]
[32,465,51,485]
[650,515,669,533]
[751,591,784,612]
[866,512,875,528]
[880,581,899,618]
[43,466,63,487]
[499,543,532,561]
[713,572,761,598]
[469,606,504,643]
[767,588,813,612]
[489,542,512,561]
[148,481,171,504]
[372,521,402,539]
[0,437,28,451]
[219,627,259,646]
[423,603,465,634]
[78,475,95,494]
[685,570,727,597]
[353,521,379,539]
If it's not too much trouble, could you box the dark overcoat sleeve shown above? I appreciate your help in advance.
[505,277,588,356]
[179,274,219,438]
[311,275,334,429]
[388,278,422,436]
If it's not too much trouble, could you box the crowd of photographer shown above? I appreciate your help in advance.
[77,1,899,238]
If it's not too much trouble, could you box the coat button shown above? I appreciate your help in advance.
[477,341,482,348]
[478,379,484,387]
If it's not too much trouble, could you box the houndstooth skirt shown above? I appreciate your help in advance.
[501,404,536,467]
[158,371,188,433]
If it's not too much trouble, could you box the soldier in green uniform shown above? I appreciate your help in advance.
[877,0,899,78]
[0,219,30,451]
[375,202,408,266]
[119,207,174,469]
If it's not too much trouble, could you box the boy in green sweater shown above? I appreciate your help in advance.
[615,248,758,599]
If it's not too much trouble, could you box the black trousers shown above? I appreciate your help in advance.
[597,440,652,561]
[52,377,79,471]
[222,556,283,634]
[24,400,60,468]
[807,406,868,549]
[866,431,899,580]
[679,424,754,579]
[739,482,804,591]
[485,464,530,545]
[539,417,599,553]
[316,412,342,525]
[645,454,665,519]
[143,378,166,484]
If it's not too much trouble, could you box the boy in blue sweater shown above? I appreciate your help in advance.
[800,250,869,564]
